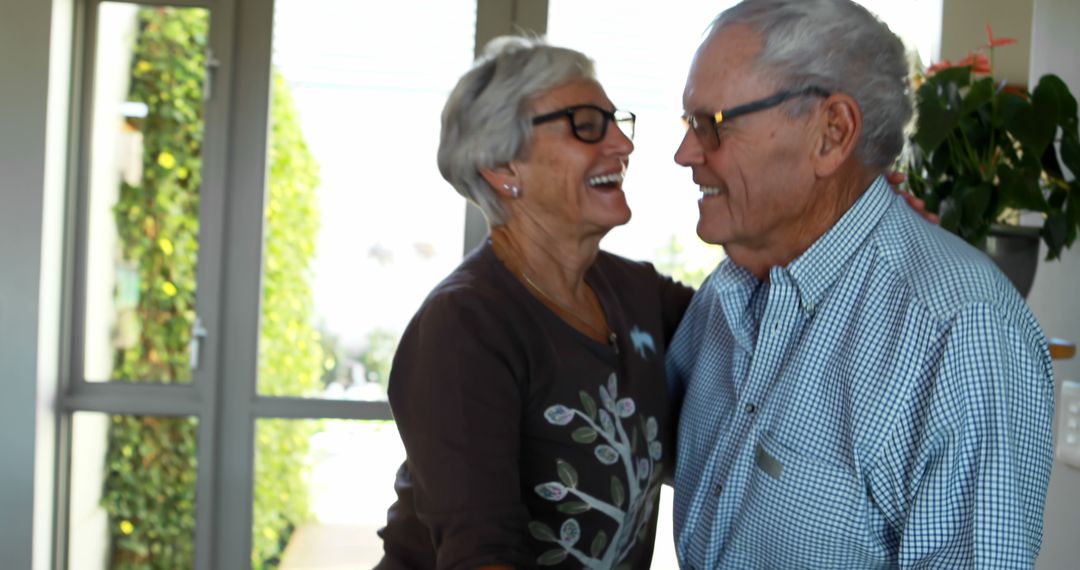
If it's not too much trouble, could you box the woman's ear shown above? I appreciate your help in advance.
[813,93,862,177]
[480,164,519,199]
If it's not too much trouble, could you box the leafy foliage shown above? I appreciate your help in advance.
[358,328,400,394]
[102,7,323,569]
[904,34,1080,259]
[251,63,325,570]
[653,234,723,289]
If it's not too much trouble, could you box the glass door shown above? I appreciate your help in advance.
[222,0,479,567]
[61,1,231,569]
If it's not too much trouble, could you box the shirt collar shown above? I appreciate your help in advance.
[704,176,893,344]
[708,257,762,351]
[785,175,893,315]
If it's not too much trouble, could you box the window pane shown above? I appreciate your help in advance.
[855,0,942,68]
[256,0,477,399]
[68,412,199,570]
[82,3,210,383]
[254,419,405,569]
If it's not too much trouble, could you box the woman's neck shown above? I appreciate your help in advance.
[489,224,611,343]
[489,224,599,299]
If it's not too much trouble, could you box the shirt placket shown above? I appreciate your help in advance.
[680,284,753,567]
[704,272,806,563]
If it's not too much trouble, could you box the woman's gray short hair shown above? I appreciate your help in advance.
[437,36,596,226]
[710,0,913,169]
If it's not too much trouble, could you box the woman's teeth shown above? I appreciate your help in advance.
[701,186,722,196]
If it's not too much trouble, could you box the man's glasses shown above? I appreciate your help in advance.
[682,86,831,150]
[532,104,636,143]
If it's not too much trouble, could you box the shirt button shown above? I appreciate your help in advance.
[713,483,723,497]
[745,402,757,414]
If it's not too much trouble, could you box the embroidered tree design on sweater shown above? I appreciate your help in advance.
[531,372,663,569]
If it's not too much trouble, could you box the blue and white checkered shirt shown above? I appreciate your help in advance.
[667,177,1055,569]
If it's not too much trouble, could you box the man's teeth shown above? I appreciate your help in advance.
[701,186,722,196]
[587,172,625,187]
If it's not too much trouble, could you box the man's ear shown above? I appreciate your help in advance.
[480,164,519,199]
[813,93,862,177]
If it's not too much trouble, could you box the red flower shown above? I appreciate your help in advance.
[984,24,1017,48]
[956,52,992,74]
[926,59,954,75]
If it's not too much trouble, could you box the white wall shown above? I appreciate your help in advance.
[940,0,1033,86]
[1027,1,1080,567]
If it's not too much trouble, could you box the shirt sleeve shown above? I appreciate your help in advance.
[867,302,1055,568]
[387,289,535,570]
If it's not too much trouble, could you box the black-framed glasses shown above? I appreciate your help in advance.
[532,104,636,143]
[682,86,831,150]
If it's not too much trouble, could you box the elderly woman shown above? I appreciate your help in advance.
[375,36,694,569]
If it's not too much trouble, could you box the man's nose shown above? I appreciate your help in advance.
[674,126,703,167]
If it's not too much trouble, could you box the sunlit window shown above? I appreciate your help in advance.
[262,0,476,402]
[259,1,476,567]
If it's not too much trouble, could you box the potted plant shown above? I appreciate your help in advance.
[903,25,1080,296]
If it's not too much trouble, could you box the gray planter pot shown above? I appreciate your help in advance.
[981,224,1041,298]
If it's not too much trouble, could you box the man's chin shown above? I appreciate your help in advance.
[696,220,728,247]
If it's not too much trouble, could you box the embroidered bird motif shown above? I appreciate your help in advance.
[629,326,656,359]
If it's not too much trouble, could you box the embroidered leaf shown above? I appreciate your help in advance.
[556,459,578,488]
[571,426,598,444]
[645,417,658,441]
[614,398,636,418]
[599,384,616,413]
[529,521,557,542]
[534,482,569,501]
[649,440,662,461]
[537,548,568,565]
[611,476,625,508]
[590,530,608,557]
[557,501,591,515]
[637,458,650,481]
[594,445,619,465]
[579,390,597,421]
[544,404,575,426]
[607,372,618,400]
[560,519,581,546]
[599,409,614,435]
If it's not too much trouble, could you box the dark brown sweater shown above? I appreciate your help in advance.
[377,240,693,570]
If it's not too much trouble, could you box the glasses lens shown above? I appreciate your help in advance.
[685,111,719,150]
[571,107,607,142]
[613,110,635,140]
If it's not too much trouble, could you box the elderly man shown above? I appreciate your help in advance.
[666,0,1056,568]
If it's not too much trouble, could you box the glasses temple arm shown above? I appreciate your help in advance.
[719,86,833,122]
